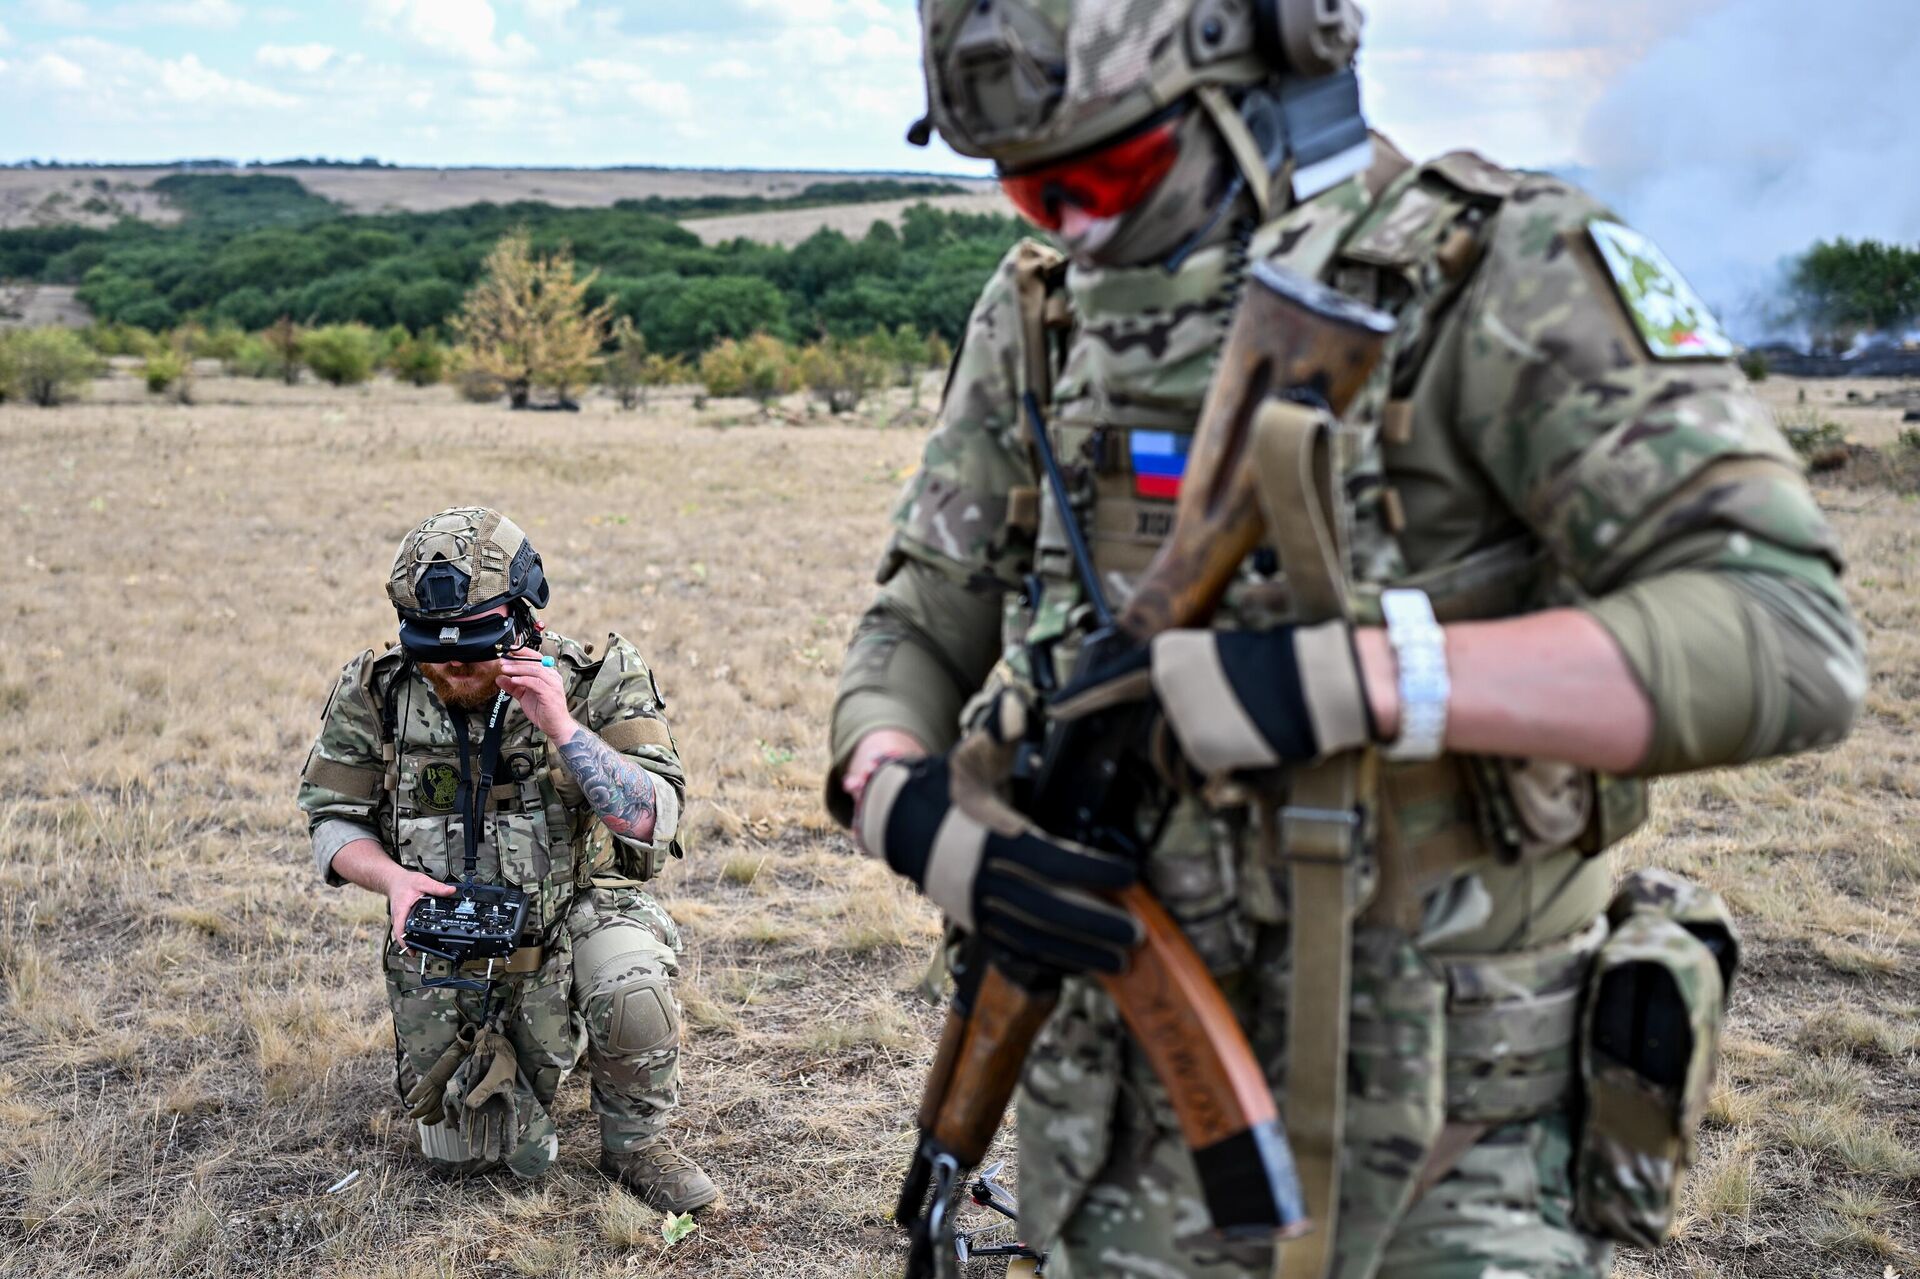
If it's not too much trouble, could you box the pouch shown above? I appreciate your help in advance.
[1574,869,1740,1249]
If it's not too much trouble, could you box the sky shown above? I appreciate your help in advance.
[0,0,1915,330]
[0,0,1722,173]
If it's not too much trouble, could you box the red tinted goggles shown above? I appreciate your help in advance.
[998,114,1183,232]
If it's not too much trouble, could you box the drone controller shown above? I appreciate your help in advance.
[404,881,529,989]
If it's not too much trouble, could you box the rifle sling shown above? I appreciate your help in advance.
[1253,400,1364,1279]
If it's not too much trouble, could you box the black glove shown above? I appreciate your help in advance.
[1050,622,1374,773]
[858,752,1142,974]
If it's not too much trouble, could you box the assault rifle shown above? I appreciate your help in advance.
[895,262,1398,1278]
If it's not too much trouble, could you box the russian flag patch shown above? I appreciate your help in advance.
[1130,430,1190,501]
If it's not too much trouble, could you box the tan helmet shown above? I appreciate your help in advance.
[918,0,1363,169]
[387,506,549,622]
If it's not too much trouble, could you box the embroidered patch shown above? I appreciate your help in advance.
[420,763,460,812]
[1129,430,1191,501]
[1588,219,1735,360]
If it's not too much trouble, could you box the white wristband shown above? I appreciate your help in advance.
[1380,588,1449,761]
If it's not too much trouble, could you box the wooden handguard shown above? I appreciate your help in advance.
[1118,262,1396,644]
[929,966,1060,1166]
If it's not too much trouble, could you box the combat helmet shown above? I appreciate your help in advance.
[387,507,549,661]
[910,0,1367,251]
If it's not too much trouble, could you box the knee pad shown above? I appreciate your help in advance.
[607,972,678,1056]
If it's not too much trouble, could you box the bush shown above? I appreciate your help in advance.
[1738,349,1769,382]
[186,323,246,362]
[386,332,447,387]
[795,337,889,414]
[300,323,377,386]
[225,334,282,379]
[79,321,163,358]
[698,333,793,413]
[453,365,505,403]
[0,327,99,406]
[262,317,304,384]
[143,348,189,394]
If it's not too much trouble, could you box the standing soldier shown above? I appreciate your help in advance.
[830,3,1862,1276]
[299,507,718,1213]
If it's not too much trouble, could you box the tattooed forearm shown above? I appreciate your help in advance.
[556,728,658,842]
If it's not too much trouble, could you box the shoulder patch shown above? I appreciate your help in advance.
[1588,220,1735,361]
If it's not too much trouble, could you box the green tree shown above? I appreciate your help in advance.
[1788,237,1920,346]
[300,323,378,386]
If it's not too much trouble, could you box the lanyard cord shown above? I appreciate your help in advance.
[451,692,512,885]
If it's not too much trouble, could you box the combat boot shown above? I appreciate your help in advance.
[600,1136,721,1214]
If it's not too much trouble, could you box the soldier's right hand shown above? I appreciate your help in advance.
[856,753,1142,974]
[388,871,458,951]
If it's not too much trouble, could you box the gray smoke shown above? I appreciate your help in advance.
[1577,0,1920,340]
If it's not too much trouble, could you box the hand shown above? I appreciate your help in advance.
[495,646,574,738]
[388,869,457,952]
[842,728,929,810]
[858,752,1142,974]
[1053,622,1375,775]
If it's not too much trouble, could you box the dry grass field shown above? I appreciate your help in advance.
[0,371,1915,1279]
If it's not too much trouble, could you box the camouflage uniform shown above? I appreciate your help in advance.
[830,135,1861,1276]
[300,629,689,1178]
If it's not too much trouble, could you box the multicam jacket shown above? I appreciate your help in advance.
[298,630,685,936]
[829,137,1862,1266]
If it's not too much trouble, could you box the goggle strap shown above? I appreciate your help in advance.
[1196,84,1273,222]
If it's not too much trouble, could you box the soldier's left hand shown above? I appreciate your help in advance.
[1050,623,1375,773]
[495,647,575,739]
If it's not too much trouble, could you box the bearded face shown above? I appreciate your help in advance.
[420,658,505,712]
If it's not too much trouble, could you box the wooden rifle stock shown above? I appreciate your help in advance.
[898,264,1396,1273]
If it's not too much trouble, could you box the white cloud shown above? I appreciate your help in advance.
[136,0,244,27]
[705,57,753,80]
[28,52,88,90]
[257,42,336,73]
[159,53,298,107]
[628,80,693,120]
[25,0,91,24]
[521,0,577,22]
[366,0,537,66]
[0,20,11,45]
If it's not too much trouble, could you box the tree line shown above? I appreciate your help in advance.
[0,173,1020,358]
[0,229,952,416]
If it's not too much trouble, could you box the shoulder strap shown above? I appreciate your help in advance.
[1008,238,1070,411]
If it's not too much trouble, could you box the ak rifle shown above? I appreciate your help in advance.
[895,263,1398,1278]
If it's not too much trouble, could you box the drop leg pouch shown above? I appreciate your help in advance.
[1574,870,1740,1250]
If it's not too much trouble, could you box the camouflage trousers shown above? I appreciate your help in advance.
[384,884,683,1178]
[1041,1112,1610,1279]
[1021,924,1611,1279]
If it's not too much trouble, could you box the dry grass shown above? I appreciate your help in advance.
[0,371,1916,1278]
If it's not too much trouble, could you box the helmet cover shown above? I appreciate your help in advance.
[387,506,550,623]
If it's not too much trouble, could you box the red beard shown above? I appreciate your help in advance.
[420,660,503,711]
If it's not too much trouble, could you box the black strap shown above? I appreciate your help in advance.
[451,692,512,884]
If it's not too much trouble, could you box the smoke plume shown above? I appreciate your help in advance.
[1577,0,1920,339]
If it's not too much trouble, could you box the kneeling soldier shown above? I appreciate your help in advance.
[297,506,718,1212]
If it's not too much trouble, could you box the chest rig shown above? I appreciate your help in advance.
[1001,149,1650,1277]
[362,634,610,938]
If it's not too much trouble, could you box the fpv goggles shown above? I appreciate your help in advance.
[398,607,531,664]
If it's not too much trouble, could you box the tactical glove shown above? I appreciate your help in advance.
[858,740,1142,976]
[403,1022,479,1126]
[442,1027,525,1166]
[1050,622,1374,774]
